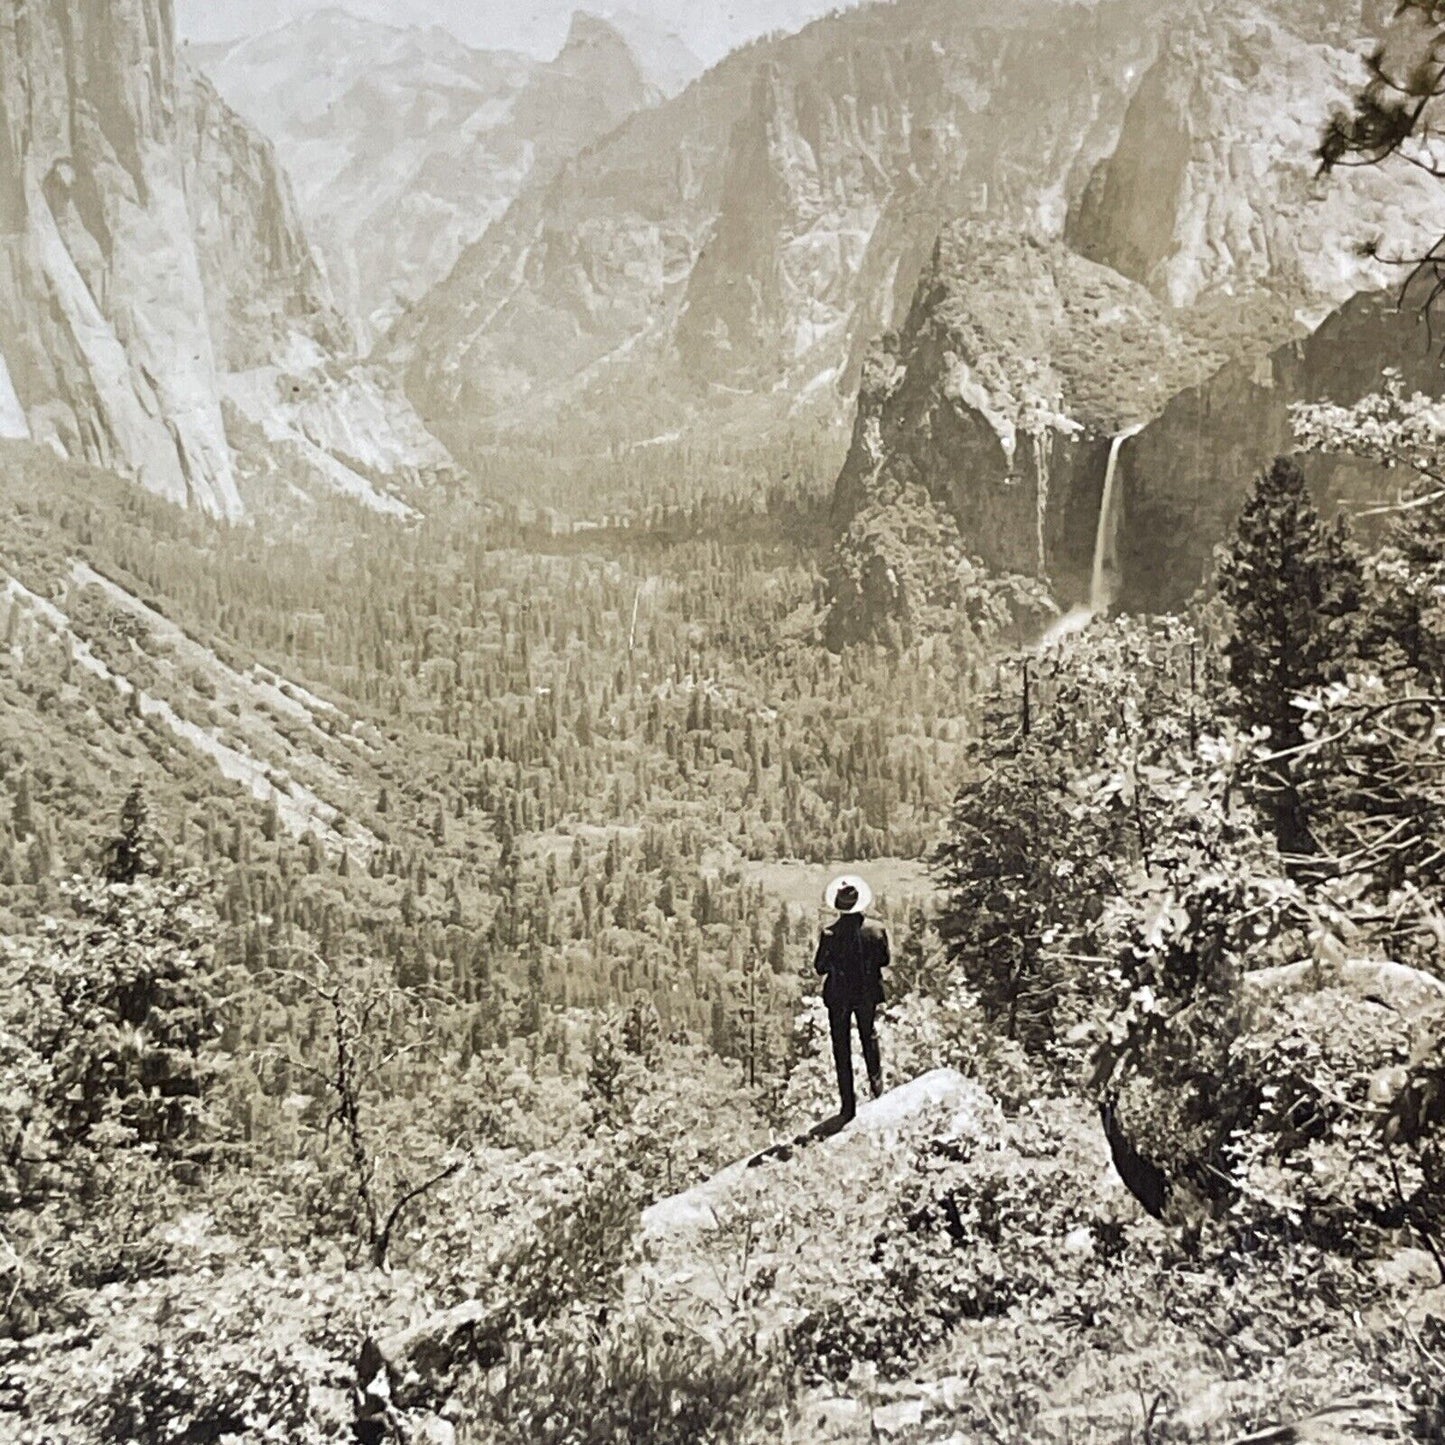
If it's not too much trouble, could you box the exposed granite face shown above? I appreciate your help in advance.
[393,0,1445,474]
[177,71,347,374]
[1118,293,1445,611]
[830,223,1232,613]
[1066,0,1445,314]
[0,0,450,518]
[838,259,1445,629]
[0,0,247,515]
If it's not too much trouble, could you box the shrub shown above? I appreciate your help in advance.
[471,1318,788,1445]
[790,1103,1130,1385]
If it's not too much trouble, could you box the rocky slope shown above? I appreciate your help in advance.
[829,223,1239,615]
[386,0,1162,458]
[390,0,1442,471]
[0,0,449,520]
[196,10,658,344]
[824,0,1445,627]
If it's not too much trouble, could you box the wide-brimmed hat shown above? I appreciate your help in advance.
[823,873,873,914]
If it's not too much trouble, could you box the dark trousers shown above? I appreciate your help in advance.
[828,1001,882,1118]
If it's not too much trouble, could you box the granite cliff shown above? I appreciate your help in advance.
[0,0,449,519]
[824,0,1445,635]
[1117,290,1445,611]
[1066,0,1440,316]
[827,223,1239,631]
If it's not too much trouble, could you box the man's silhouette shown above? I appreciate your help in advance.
[815,875,889,1120]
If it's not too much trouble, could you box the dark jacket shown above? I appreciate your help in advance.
[814,914,889,1009]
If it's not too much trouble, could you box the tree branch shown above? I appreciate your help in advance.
[372,1160,465,1270]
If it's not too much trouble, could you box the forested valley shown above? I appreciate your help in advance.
[3,0,1445,1441]
[5,371,1445,1440]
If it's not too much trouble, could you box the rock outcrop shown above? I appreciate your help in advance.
[0,0,450,519]
[0,0,247,515]
[197,10,656,344]
[832,271,1445,629]
[392,0,1445,475]
[827,223,1234,629]
[631,1069,996,1340]
[1067,0,1444,316]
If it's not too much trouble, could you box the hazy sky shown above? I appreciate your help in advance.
[175,0,858,63]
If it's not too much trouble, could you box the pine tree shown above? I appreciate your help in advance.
[585,1019,629,1122]
[31,794,221,1160]
[103,781,159,885]
[12,772,32,841]
[1217,457,1362,857]
[621,993,662,1068]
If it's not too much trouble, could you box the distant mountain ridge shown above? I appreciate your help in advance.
[387,0,1163,459]
[388,0,1445,489]
[196,8,678,343]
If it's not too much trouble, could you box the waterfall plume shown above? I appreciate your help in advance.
[1089,429,1133,616]
[1038,424,1143,648]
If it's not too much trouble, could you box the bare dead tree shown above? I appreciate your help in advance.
[274,957,463,1269]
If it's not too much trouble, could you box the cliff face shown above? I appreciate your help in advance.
[1117,292,1445,611]
[829,223,1233,618]
[388,0,1159,457]
[1066,0,1444,314]
[836,267,1444,626]
[178,72,347,373]
[0,0,248,515]
[197,10,654,345]
[0,0,449,518]
[826,0,1445,632]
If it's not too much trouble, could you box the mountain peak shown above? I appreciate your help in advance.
[543,10,649,98]
[558,11,634,58]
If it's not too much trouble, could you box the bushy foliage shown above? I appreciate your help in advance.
[934,488,1443,1261]
[0,796,225,1335]
[13,1214,381,1444]
[936,618,1217,1078]
[472,1319,786,1445]
[10,870,221,1167]
[1093,863,1277,1214]
[96,1330,323,1445]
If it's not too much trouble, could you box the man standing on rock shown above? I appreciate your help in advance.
[815,874,889,1121]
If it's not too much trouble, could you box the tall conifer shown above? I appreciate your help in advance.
[1216,457,1362,857]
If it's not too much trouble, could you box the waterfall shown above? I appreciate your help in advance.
[1089,424,1144,616]
[1037,424,1143,648]
[1089,434,1126,614]
[1033,429,1049,576]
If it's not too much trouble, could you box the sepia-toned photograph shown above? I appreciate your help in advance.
[1,0,1444,1439]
